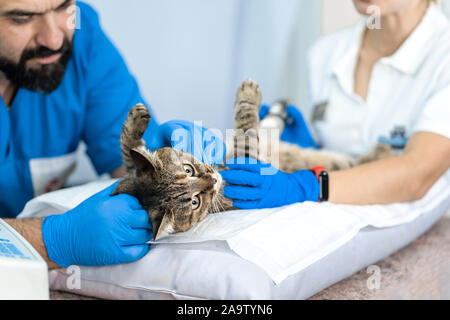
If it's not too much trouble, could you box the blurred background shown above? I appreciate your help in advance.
[82,0,450,131]
[83,0,320,132]
[70,0,450,183]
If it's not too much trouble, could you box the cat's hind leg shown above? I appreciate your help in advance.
[357,143,397,165]
[120,103,151,173]
[231,79,262,161]
[234,79,262,132]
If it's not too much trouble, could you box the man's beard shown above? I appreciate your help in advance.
[0,38,72,94]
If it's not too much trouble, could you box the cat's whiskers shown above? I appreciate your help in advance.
[216,194,225,212]
[210,197,219,214]
[211,192,226,214]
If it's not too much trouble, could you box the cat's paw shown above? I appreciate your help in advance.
[329,155,356,171]
[236,79,261,109]
[127,103,151,139]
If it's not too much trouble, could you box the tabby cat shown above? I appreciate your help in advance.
[112,80,395,239]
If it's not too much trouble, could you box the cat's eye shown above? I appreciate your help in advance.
[184,164,195,177]
[192,195,201,210]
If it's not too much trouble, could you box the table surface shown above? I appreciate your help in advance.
[50,215,450,300]
[310,215,450,300]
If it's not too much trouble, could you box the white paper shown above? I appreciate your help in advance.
[19,179,118,219]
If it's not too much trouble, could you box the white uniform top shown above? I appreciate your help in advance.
[306,4,450,157]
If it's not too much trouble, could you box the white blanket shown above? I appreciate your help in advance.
[19,171,450,284]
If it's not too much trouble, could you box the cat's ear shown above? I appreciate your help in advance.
[130,148,156,175]
[154,213,173,240]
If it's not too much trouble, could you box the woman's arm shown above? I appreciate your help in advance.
[329,132,450,205]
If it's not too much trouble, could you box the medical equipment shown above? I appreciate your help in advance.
[378,126,408,155]
[379,126,408,149]
[259,100,291,135]
[0,218,49,299]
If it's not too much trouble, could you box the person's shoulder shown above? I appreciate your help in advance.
[421,8,450,71]
[425,23,450,85]
[429,5,450,50]
[71,2,109,70]
[434,24,450,59]
[74,1,103,41]
[307,22,362,76]
[77,2,101,27]
[309,27,354,55]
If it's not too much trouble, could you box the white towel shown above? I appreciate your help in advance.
[19,171,450,284]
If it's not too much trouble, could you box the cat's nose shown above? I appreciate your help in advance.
[212,173,222,192]
[205,177,217,187]
[201,173,221,191]
[205,176,217,188]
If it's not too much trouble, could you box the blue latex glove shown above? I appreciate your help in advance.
[260,104,319,149]
[221,158,320,209]
[153,120,226,166]
[41,182,152,267]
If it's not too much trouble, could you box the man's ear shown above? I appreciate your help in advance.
[130,148,156,174]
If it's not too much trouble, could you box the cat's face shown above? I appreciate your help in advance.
[127,147,223,239]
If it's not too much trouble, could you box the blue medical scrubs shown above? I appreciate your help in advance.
[0,2,159,218]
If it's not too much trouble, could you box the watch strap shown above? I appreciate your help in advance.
[309,166,329,202]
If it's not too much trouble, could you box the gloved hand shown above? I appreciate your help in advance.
[151,120,226,166]
[41,182,152,268]
[221,158,320,209]
[259,104,319,149]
